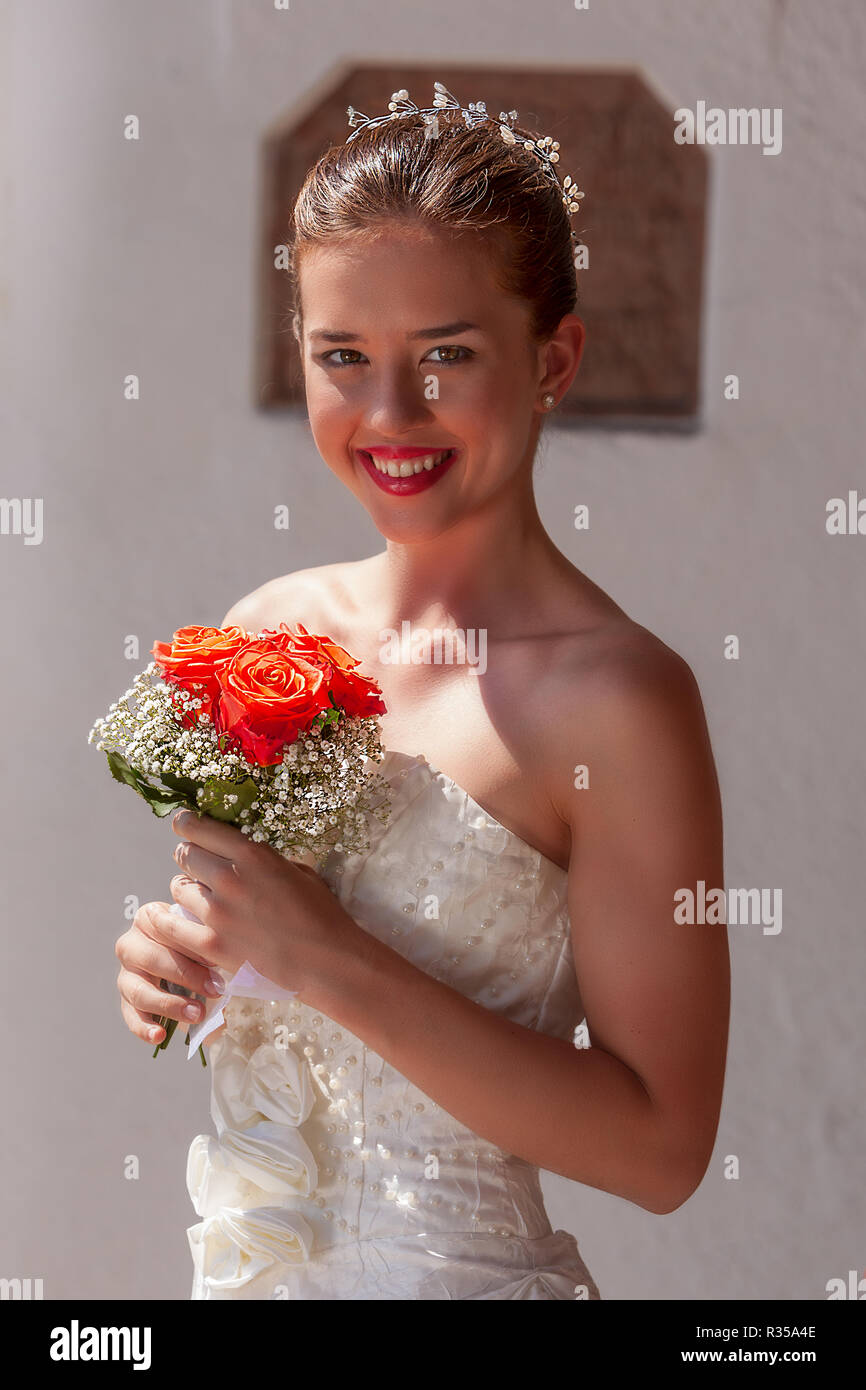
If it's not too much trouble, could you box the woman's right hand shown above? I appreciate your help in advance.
[115,904,227,1048]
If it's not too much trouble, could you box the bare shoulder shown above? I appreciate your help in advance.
[578,619,706,722]
[219,559,375,635]
[543,611,718,824]
[541,598,704,718]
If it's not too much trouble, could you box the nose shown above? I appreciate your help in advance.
[363,368,437,436]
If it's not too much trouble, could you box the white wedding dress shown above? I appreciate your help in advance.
[185,747,601,1300]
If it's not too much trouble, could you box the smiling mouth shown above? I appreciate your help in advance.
[361,449,456,478]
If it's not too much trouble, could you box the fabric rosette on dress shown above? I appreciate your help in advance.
[186,1026,320,1295]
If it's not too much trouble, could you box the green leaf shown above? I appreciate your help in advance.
[312,700,341,732]
[105,748,150,794]
[145,793,193,819]
[104,750,194,818]
[197,774,260,823]
[159,771,201,796]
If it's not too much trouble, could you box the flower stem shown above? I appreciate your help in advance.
[150,983,207,1065]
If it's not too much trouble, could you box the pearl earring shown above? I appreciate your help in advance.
[542,393,555,410]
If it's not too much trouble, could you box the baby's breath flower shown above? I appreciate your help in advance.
[88,663,390,863]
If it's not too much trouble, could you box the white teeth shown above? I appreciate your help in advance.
[368,450,453,477]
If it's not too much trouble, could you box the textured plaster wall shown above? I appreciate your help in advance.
[0,0,863,1300]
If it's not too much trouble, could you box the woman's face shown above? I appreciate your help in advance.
[296,226,555,540]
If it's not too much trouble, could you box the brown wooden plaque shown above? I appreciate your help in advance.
[256,63,707,429]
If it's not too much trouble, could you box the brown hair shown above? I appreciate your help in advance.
[288,104,581,351]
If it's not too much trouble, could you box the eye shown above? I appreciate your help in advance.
[425,345,473,365]
[318,348,366,368]
[317,344,474,369]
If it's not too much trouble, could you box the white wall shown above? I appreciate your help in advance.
[1,0,863,1300]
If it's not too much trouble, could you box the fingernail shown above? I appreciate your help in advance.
[205,972,225,996]
[184,1002,201,1020]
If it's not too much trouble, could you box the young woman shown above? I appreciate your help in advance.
[115,82,729,1300]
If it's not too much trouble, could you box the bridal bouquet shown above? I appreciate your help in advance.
[88,622,391,1063]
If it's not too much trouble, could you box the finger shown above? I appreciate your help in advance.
[166,873,216,923]
[117,968,207,1026]
[120,994,168,1044]
[172,838,237,892]
[116,930,222,998]
[171,808,250,861]
[135,900,218,967]
[289,860,320,877]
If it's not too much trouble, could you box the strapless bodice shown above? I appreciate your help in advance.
[186,748,600,1300]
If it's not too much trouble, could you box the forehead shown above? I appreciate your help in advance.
[296,227,519,326]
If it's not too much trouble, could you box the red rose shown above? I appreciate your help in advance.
[212,637,333,766]
[150,625,250,726]
[260,622,386,719]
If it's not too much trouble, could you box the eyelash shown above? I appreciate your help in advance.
[317,345,474,369]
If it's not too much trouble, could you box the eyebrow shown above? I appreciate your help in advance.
[308,320,482,343]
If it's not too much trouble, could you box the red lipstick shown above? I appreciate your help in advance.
[356,447,459,496]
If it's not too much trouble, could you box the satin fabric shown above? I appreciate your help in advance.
[186,747,600,1300]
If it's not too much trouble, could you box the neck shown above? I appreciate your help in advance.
[371,470,567,640]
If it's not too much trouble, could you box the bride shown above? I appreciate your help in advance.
[114,82,729,1299]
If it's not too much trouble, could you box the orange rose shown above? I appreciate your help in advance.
[212,637,333,766]
[261,622,386,719]
[151,625,250,726]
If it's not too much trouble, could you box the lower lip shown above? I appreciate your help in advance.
[357,449,459,495]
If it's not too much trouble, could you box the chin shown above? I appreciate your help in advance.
[368,509,457,545]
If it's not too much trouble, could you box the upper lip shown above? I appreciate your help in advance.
[359,446,455,459]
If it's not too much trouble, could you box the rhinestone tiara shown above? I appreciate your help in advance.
[345,79,586,233]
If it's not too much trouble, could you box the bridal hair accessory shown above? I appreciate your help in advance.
[346,80,586,229]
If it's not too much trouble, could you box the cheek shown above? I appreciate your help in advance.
[306,390,353,456]
[462,368,528,433]
[422,367,500,429]
[473,349,530,401]
[306,376,341,419]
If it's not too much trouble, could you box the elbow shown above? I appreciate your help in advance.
[644,1169,702,1216]
[641,1138,713,1216]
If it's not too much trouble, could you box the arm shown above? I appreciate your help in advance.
[301,646,729,1215]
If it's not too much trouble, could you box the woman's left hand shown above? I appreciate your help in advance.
[142,809,371,1006]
